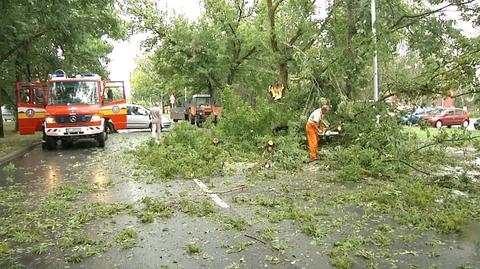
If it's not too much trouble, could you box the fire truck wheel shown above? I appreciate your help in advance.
[97,130,106,148]
[46,136,57,150]
[62,139,74,149]
[106,122,115,134]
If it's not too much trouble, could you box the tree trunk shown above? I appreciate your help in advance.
[227,66,238,85]
[266,0,288,91]
[0,104,4,138]
[345,0,355,99]
[278,60,288,91]
[15,57,22,132]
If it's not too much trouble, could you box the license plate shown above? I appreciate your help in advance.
[66,128,81,133]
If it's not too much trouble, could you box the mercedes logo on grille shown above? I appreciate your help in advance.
[69,115,77,123]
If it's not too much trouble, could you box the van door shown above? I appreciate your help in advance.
[101,81,127,130]
[17,82,47,135]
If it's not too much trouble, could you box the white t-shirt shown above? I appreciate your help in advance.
[308,108,323,124]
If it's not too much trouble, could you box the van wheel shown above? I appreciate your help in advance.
[46,136,57,150]
[97,130,106,148]
[462,120,469,128]
[435,121,443,128]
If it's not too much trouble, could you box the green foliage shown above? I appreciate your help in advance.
[2,162,16,182]
[302,224,328,244]
[258,227,279,241]
[137,197,174,222]
[185,242,201,255]
[134,89,307,180]
[115,227,139,250]
[330,236,365,269]
[226,241,254,254]
[222,216,248,231]
[336,177,480,234]
[178,198,216,217]
[134,122,225,179]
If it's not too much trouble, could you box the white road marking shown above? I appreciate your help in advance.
[193,178,230,209]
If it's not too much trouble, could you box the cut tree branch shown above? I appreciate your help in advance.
[382,159,432,175]
[408,135,480,155]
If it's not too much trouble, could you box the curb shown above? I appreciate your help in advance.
[0,142,41,166]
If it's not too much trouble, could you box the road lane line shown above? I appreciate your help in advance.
[193,178,230,209]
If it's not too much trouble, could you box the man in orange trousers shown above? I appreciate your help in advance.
[306,105,330,161]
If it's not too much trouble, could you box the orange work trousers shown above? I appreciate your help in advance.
[306,122,319,160]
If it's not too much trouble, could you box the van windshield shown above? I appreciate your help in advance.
[49,81,99,105]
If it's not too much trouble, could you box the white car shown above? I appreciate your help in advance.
[1,106,14,122]
[126,104,172,131]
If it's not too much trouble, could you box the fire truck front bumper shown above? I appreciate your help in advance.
[44,125,104,137]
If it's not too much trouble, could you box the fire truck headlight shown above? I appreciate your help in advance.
[91,115,102,122]
[45,117,55,124]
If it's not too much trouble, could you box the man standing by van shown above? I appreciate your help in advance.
[150,102,162,143]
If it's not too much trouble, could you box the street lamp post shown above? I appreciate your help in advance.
[372,0,379,101]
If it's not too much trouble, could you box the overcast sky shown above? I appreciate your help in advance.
[107,1,479,96]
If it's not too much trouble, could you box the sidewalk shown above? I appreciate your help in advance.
[0,122,42,166]
[0,142,41,166]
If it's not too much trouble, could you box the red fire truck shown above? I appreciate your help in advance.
[17,70,127,149]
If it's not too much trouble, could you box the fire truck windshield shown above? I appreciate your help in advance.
[49,81,99,105]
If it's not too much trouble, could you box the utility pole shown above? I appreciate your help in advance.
[160,90,163,113]
[184,87,187,105]
[371,0,379,101]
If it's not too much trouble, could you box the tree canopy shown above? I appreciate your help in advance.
[0,0,126,136]
[0,0,126,107]
[126,0,480,110]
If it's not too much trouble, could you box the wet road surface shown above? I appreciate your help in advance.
[0,131,479,269]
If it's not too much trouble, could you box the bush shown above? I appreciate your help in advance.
[134,122,226,180]
[134,87,308,179]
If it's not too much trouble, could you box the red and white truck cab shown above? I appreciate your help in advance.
[17,70,127,149]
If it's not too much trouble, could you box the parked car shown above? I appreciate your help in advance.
[474,119,480,130]
[125,104,172,131]
[1,106,14,122]
[411,107,437,124]
[426,108,469,128]
[401,107,437,125]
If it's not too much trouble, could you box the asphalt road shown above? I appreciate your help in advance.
[0,129,479,269]
[0,131,302,269]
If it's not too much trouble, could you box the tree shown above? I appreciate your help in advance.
[125,0,480,109]
[0,0,126,136]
